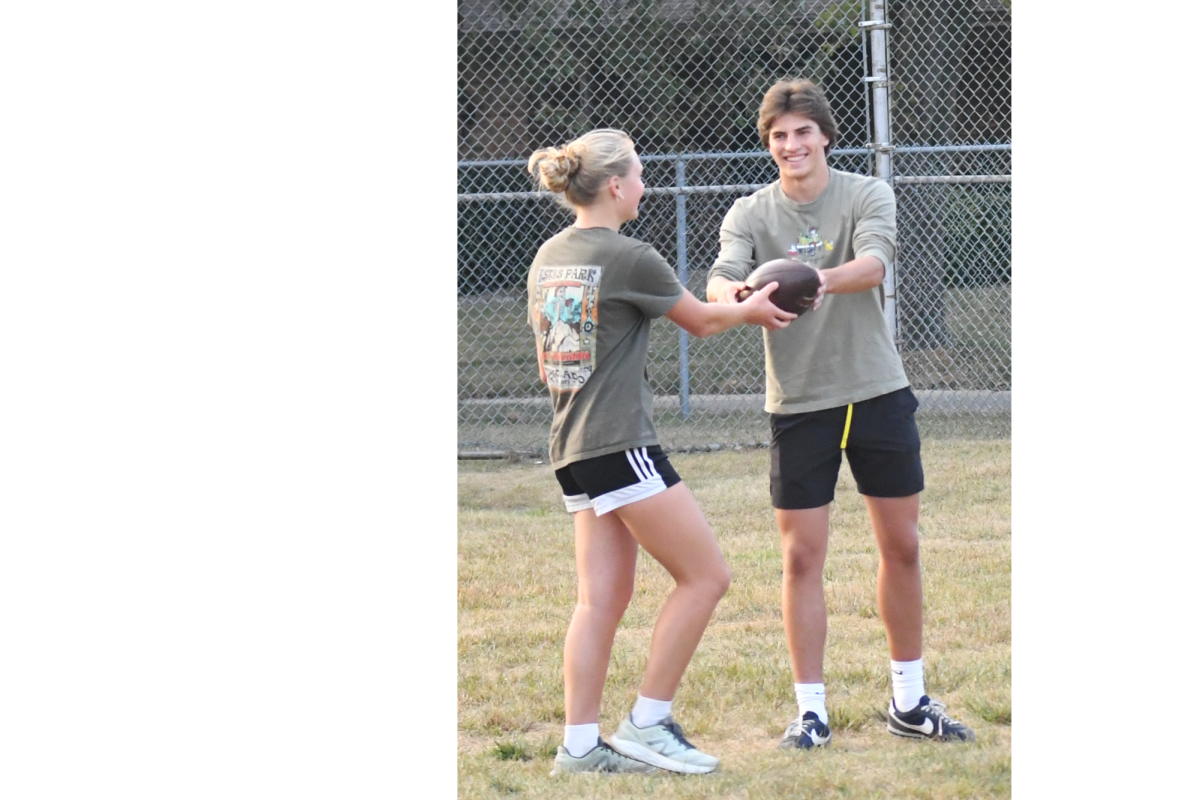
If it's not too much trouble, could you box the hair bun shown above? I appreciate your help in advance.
[558,150,581,176]
[530,147,577,194]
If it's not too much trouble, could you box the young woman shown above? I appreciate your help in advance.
[526,128,804,775]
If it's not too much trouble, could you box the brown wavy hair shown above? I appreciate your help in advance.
[757,79,838,155]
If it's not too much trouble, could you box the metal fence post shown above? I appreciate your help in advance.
[675,157,690,419]
[862,1,896,341]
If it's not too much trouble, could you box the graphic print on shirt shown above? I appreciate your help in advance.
[533,265,600,392]
[788,226,834,260]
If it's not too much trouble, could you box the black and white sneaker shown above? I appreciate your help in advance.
[779,711,832,750]
[887,695,976,742]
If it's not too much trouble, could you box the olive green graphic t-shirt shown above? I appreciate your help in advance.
[528,227,685,469]
[708,170,909,413]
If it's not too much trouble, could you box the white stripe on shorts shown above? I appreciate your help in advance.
[625,447,660,482]
[591,477,667,516]
[562,492,592,513]
[591,448,666,516]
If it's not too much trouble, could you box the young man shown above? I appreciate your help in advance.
[706,78,975,749]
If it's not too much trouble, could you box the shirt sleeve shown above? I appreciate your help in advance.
[625,244,686,318]
[852,179,897,270]
[707,199,757,284]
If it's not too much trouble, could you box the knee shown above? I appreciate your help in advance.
[782,541,826,580]
[578,582,634,620]
[683,559,730,604]
[711,560,732,598]
[879,536,920,569]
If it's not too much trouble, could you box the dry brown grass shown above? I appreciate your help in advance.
[459,440,1010,798]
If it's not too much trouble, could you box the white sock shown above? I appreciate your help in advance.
[630,694,673,728]
[794,683,828,725]
[890,658,925,712]
[563,723,601,758]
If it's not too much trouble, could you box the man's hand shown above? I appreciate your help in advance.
[707,275,747,305]
[811,269,826,311]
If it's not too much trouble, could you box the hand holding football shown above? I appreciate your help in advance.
[735,258,822,316]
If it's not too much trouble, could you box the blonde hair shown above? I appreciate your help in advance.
[527,128,636,210]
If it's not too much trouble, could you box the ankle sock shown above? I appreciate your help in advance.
[630,694,673,728]
[794,682,828,725]
[890,658,925,713]
[563,723,600,758]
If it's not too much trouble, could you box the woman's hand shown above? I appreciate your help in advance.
[740,282,797,330]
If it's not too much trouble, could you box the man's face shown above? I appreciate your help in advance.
[768,112,830,183]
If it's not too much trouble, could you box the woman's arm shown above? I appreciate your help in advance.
[665,282,796,338]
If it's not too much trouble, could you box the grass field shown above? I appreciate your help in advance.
[458,440,1011,798]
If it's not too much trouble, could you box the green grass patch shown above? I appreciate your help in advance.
[492,734,559,762]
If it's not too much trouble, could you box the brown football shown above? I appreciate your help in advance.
[735,258,821,316]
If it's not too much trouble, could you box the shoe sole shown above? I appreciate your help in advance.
[549,766,657,775]
[887,722,974,742]
[779,736,831,749]
[609,739,718,774]
[887,722,930,739]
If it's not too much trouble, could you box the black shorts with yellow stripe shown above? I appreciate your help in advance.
[769,386,924,510]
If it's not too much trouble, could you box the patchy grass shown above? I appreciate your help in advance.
[459,440,1010,798]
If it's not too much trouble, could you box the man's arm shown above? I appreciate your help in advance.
[706,202,755,304]
[828,179,895,295]
[821,255,884,295]
[705,199,830,310]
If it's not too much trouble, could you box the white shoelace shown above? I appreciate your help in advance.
[923,699,962,726]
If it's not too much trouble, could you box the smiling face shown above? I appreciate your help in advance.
[768,112,830,187]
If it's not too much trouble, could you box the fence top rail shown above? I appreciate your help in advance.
[459,184,780,202]
[459,176,1012,202]
[458,143,1011,169]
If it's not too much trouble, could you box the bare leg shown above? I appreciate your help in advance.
[612,483,731,701]
[776,505,831,683]
[562,508,639,724]
[865,494,922,662]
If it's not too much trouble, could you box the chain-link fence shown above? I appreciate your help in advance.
[458,0,1011,456]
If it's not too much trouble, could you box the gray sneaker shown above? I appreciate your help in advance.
[550,738,659,774]
[609,715,719,774]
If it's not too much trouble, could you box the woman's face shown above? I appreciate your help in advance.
[614,153,645,222]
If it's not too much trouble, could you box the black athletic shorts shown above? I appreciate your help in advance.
[769,387,924,510]
[555,445,682,516]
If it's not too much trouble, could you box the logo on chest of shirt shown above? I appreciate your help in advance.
[787,226,834,260]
